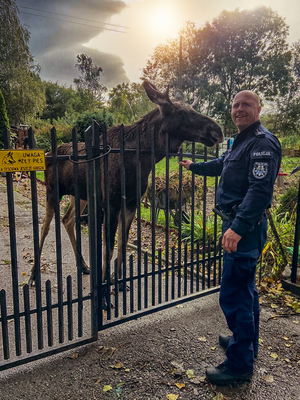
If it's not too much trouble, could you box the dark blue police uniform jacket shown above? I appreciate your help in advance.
[189,120,282,257]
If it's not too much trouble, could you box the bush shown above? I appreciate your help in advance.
[75,110,114,142]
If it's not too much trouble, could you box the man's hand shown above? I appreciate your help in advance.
[179,159,193,170]
[222,228,242,253]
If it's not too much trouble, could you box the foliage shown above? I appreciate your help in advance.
[142,7,291,134]
[0,89,9,147]
[107,82,154,124]
[73,54,107,110]
[33,118,73,151]
[74,110,114,142]
[181,212,222,244]
[266,40,300,136]
[0,0,46,125]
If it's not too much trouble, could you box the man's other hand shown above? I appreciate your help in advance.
[222,228,242,253]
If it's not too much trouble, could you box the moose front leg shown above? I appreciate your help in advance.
[116,207,136,291]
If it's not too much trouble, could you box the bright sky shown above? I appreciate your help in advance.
[17,0,300,88]
[86,0,300,84]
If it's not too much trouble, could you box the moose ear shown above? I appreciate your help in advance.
[143,81,173,108]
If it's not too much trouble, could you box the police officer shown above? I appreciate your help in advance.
[180,90,281,385]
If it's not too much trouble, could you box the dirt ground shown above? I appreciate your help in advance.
[1,177,300,399]
[1,292,300,400]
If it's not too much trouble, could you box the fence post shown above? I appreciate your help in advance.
[291,179,300,283]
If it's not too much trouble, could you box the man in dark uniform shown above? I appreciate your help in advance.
[180,91,281,385]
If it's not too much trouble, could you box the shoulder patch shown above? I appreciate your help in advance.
[253,162,268,179]
[254,129,265,138]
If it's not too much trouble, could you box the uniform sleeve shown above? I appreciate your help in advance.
[230,137,281,237]
[189,155,224,177]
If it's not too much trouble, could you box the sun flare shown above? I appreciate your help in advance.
[150,6,179,36]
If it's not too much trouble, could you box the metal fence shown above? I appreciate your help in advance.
[0,123,222,371]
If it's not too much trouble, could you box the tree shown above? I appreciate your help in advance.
[0,89,9,147]
[108,82,154,124]
[73,54,107,110]
[0,0,46,125]
[142,7,292,134]
[74,110,114,142]
[264,40,300,137]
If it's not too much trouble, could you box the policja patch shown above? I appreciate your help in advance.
[253,162,268,179]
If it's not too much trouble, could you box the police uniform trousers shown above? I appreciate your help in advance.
[219,218,267,373]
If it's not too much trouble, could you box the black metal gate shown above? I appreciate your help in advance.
[0,123,222,371]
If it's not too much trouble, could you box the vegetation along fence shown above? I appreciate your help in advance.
[0,122,223,371]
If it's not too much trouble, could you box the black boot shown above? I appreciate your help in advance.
[206,362,253,385]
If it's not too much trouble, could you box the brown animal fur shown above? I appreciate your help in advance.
[29,82,223,288]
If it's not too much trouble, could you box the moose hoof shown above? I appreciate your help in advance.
[82,267,90,275]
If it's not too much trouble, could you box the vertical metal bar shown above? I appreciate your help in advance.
[93,121,103,330]
[291,179,300,283]
[28,127,43,349]
[102,124,111,317]
[114,259,119,318]
[213,145,219,287]
[171,246,175,299]
[202,147,208,290]
[129,255,134,313]
[23,285,32,354]
[72,127,83,337]
[184,243,188,296]
[136,127,142,311]
[164,133,170,302]
[119,125,127,315]
[0,290,9,359]
[158,250,162,304]
[3,128,21,356]
[196,240,200,292]
[151,127,156,306]
[85,126,98,339]
[207,239,211,288]
[51,127,64,344]
[67,276,73,341]
[46,280,53,347]
[144,252,148,309]
[177,148,183,298]
[190,142,196,294]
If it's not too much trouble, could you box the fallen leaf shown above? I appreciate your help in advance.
[211,346,216,351]
[198,336,207,342]
[282,336,289,341]
[186,369,195,379]
[212,393,224,400]
[124,368,130,372]
[270,303,278,309]
[263,375,274,383]
[270,352,279,360]
[285,344,292,348]
[166,395,179,400]
[103,385,113,392]
[284,358,291,363]
[258,338,264,344]
[189,376,206,384]
[110,362,123,369]
[175,383,185,389]
[68,352,79,359]
[95,379,102,384]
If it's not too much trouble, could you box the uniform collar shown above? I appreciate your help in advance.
[233,120,261,143]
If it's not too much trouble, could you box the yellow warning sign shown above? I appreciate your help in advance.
[0,150,46,172]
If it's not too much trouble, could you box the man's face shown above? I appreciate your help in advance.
[231,92,261,133]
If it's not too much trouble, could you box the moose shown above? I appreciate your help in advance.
[28,81,223,291]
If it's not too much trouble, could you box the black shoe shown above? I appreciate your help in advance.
[206,363,253,385]
[219,334,258,358]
